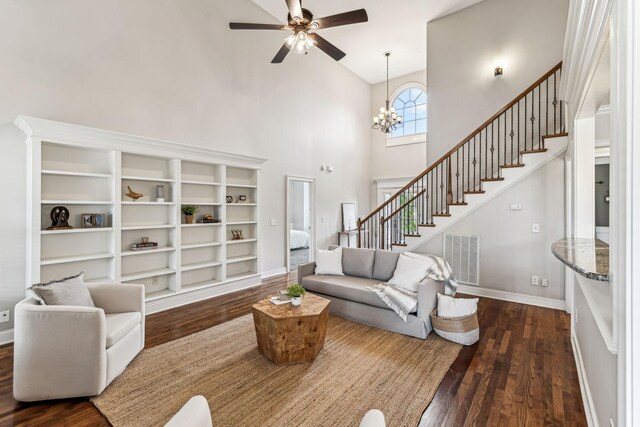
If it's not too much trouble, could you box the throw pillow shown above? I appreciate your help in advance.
[28,272,95,307]
[387,254,430,292]
[437,293,478,317]
[315,247,345,275]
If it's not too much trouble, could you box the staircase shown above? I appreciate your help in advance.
[358,62,567,252]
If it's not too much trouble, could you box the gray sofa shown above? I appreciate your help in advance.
[298,247,444,339]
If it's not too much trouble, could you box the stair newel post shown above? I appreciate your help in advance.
[357,218,362,248]
[379,215,385,250]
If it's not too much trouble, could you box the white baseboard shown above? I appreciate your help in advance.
[261,267,288,279]
[146,274,262,314]
[0,329,14,346]
[456,285,566,311]
[571,331,598,427]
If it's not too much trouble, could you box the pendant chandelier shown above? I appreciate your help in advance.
[372,52,403,133]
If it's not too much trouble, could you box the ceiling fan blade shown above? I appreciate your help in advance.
[229,23,285,30]
[311,34,346,61]
[315,9,368,30]
[271,44,291,63]
[285,0,303,20]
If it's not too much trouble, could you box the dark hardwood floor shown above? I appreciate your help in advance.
[0,273,586,426]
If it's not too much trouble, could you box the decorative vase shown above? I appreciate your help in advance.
[291,296,301,306]
[185,214,194,224]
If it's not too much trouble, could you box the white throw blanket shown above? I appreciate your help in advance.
[367,254,459,321]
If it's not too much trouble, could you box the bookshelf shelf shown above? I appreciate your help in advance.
[121,268,176,282]
[41,252,114,266]
[121,246,176,257]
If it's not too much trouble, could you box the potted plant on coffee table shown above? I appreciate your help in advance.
[286,284,306,306]
[181,205,198,224]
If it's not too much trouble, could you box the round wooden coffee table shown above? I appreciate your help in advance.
[252,293,330,365]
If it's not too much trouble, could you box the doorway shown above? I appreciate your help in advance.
[286,176,315,271]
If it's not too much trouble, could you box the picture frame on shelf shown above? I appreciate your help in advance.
[81,213,105,228]
[81,214,96,228]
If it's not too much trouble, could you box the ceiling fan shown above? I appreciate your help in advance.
[229,0,368,63]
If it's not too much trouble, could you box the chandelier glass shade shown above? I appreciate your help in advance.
[373,52,403,134]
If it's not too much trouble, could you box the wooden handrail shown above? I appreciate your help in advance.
[359,61,562,226]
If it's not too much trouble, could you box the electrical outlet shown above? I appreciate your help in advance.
[270,219,277,226]
[532,223,540,233]
[0,310,9,324]
[541,278,549,287]
[531,275,539,286]
[510,203,522,211]
[152,276,159,285]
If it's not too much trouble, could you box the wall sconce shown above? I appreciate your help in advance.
[494,66,503,77]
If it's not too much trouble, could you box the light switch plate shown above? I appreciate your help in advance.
[270,219,277,226]
[510,203,522,211]
[541,279,549,287]
[531,275,539,286]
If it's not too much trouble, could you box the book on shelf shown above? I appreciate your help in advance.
[131,242,159,251]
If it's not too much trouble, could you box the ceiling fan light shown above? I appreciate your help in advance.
[285,34,296,47]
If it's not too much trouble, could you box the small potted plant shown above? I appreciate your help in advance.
[181,205,198,224]
[286,284,306,306]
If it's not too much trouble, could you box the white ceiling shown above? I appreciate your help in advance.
[251,0,483,84]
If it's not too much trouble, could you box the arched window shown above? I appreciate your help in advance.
[388,84,426,144]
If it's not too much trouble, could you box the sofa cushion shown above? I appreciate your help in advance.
[342,247,375,278]
[105,312,142,348]
[301,274,416,313]
[372,250,400,282]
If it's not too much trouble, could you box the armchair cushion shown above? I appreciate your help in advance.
[28,272,95,307]
[106,312,142,348]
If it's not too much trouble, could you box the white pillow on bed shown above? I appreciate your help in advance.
[437,293,478,317]
[387,253,429,292]
[315,247,344,275]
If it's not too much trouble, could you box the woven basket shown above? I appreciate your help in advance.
[430,309,479,346]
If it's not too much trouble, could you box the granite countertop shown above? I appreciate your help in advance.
[551,238,610,282]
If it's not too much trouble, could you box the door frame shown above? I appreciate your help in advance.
[285,175,316,271]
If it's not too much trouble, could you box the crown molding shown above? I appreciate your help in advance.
[14,116,266,168]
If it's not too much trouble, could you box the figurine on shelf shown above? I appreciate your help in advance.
[226,195,233,203]
[47,206,73,230]
[126,186,143,201]
[239,195,247,203]
[231,229,244,240]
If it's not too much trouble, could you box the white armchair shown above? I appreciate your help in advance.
[13,283,145,402]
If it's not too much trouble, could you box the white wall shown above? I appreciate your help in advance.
[426,0,569,163]
[370,69,427,210]
[0,0,372,331]
[416,156,566,301]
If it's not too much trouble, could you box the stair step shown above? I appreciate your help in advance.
[464,190,485,194]
[391,242,407,247]
[433,213,452,217]
[448,202,468,206]
[499,163,525,169]
[542,132,568,139]
[520,148,547,155]
[418,223,436,227]
[404,233,420,238]
[481,177,505,182]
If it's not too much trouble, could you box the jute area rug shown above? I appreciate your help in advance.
[92,314,461,426]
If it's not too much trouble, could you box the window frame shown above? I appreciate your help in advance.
[385,82,427,147]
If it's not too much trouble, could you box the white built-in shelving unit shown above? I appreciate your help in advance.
[18,116,265,313]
